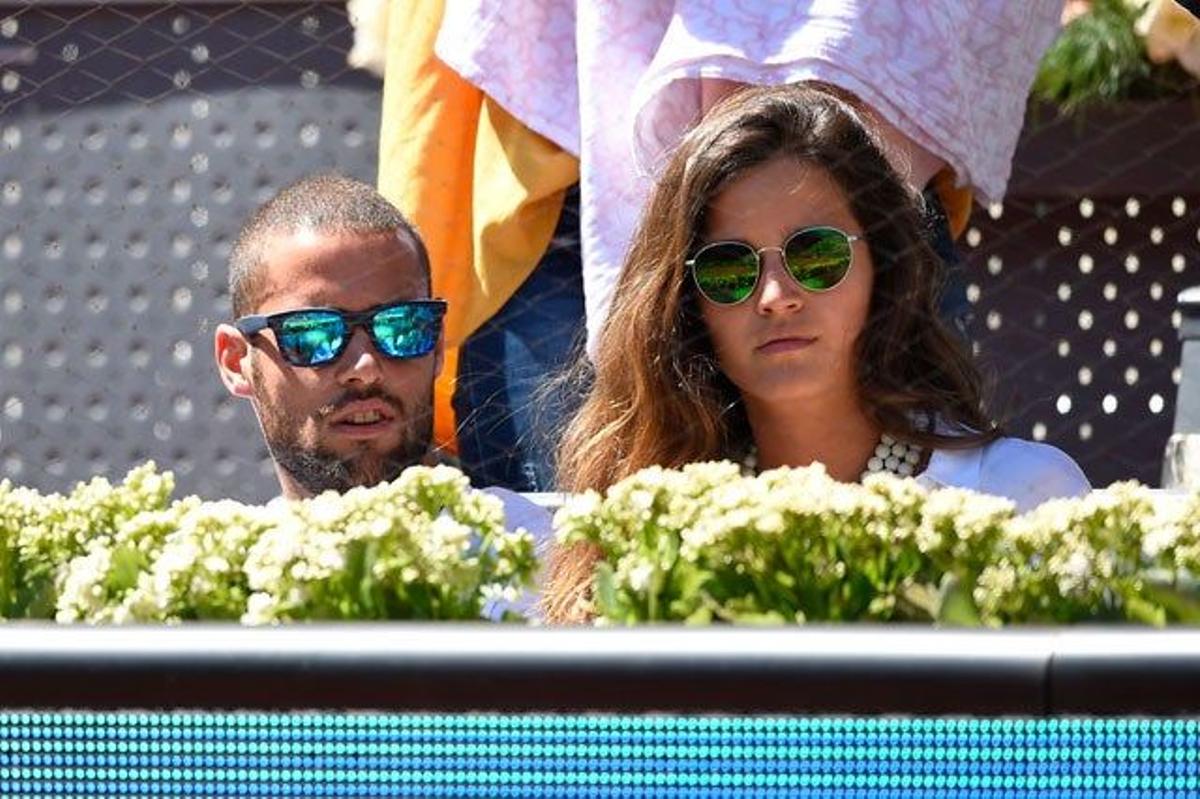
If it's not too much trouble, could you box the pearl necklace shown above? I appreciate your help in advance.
[740,433,923,481]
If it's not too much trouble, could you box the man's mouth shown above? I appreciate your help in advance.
[327,399,400,437]
[345,410,385,425]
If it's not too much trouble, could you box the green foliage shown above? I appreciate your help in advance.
[1,464,536,623]
[555,461,1200,626]
[1032,0,1194,111]
[0,464,174,618]
[12,458,1200,628]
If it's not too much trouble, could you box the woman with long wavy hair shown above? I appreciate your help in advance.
[543,84,1089,623]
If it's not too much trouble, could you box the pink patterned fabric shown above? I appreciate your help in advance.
[434,1,1062,352]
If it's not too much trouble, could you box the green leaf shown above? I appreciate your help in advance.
[356,539,381,617]
[936,574,982,627]
[0,537,15,617]
[667,566,711,619]
[106,546,145,595]
[1124,594,1167,627]
[16,575,55,620]
[593,562,619,619]
[730,610,788,626]
[1142,582,1200,624]
[1029,0,1186,112]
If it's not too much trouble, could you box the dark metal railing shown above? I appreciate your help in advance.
[1,625,1198,714]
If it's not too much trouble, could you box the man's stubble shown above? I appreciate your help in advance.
[249,357,434,495]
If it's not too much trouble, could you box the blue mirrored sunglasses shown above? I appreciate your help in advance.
[235,299,446,367]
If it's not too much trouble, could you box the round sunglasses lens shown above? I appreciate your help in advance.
[693,243,759,304]
[278,312,345,365]
[373,304,439,359]
[784,228,853,291]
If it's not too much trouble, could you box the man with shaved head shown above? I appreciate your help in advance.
[215,173,443,498]
[214,173,551,620]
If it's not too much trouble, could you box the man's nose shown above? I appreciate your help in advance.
[336,326,383,384]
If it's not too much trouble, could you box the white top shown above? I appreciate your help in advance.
[917,436,1091,513]
[434,0,1063,354]
[480,487,557,621]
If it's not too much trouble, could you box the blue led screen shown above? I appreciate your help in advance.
[1,714,1198,798]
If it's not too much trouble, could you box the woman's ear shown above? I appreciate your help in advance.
[214,323,255,398]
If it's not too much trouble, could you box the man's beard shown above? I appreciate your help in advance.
[254,383,433,496]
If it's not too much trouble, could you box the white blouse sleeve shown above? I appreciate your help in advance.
[476,487,557,622]
[975,438,1092,513]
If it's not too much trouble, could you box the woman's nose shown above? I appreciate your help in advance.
[755,248,804,313]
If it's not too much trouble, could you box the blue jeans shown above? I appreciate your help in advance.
[452,186,585,492]
[924,187,972,339]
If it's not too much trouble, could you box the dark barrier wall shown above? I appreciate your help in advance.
[0,627,1199,797]
[962,98,1200,488]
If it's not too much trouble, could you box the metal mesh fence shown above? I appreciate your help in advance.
[1,0,379,501]
[1,1,1198,500]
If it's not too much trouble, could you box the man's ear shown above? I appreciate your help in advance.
[214,323,256,398]
[432,329,445,379]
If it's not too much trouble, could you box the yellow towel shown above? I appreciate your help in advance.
[932,168,974,240]
[377,0,579,453]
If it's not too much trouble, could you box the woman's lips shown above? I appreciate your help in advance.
[756,336,817,355]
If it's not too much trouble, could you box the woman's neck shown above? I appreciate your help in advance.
[743,392,881,483]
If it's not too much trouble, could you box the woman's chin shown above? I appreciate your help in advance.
[739,371,863,411]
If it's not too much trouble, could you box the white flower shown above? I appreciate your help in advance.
[625,561,655,593]
[427,516,471,552]
[1056,550,1093,596]
[242,592,277,625]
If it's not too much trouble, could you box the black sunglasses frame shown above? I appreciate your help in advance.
[686,225,863,306]
[234,298,447,367]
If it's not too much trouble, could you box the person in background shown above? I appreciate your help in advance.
[432,0,1065,355]
[373,0,1063,493]
[210,173,552,531]
[376,0,582,493]
[214,174,444,499]
[542,85,1090,623]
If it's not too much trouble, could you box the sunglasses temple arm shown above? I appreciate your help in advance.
[233,316,269,336]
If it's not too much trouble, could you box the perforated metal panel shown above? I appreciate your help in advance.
[0,1,380,501]
[962,98,1200,488]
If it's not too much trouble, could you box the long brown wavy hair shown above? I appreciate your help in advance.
[543,84,1000,623]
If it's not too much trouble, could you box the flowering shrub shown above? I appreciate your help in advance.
[9,460,1200,626]
[554,461,1200,626]
[0,464,536,623]
[0,463,175,619]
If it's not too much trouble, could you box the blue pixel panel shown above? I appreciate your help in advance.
[1,714,1198,797]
